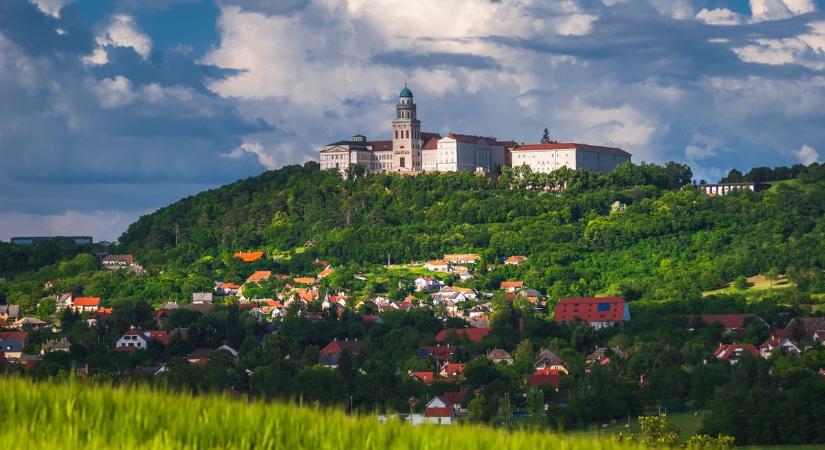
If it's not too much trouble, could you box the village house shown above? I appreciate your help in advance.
[234,251,264,262]
[435,327,491,343]
[443,254,481,265]
[0,304,21,322]
[423,396,455,425]
[503,255,527,265]
[319,338,363,368]
[425,260,449,272]
[410,371,435,383]
[759,337,802,358]
[40,338,72,355]
[11,317,46,330]
[554,297,629,329]
[101,254,144,274]
[214,282,241,296]
[192,293,213,304]
[246,271,272,284]
[714,343,759,364]
[534,349,569,374]
[419,344,462,364]
[487,348,514,364]
[439,363,465,379]
[71,297,100,314]
[115,328,170,352]
[414,276,444,292]
[500,280,524,292]
[186,345,239,365]
[528,369,561,388]
[0,339,23,360]
[585,346,625,372]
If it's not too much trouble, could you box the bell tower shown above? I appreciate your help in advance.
[392,84,422,171]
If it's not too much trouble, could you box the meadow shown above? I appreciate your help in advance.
[0,377,643,450]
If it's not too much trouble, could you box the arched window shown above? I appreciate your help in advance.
[394,130,398,139]
[406,130,410,139]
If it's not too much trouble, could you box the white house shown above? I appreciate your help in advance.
[425,260,449,272]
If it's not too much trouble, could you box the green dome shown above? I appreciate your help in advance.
[399,86,413,98]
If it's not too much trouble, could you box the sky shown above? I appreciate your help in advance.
[0,0,824,242]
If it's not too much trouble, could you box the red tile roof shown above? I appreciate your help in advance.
[426,407,454,418]
[504,255,527,264]
[320,339,363,356]
[500,280,524,289]
[528,372,560,388]
[411,371,435,383]
[218,282,241,290]
[513,142,631,156]
[246,271,272,283]
[293,277,316,285]
[368,140,392,151]
[435,327,491,343]
[554,297,626,323]
[234,251,264,262]
[74,297,101,307]
[713,343,758,360]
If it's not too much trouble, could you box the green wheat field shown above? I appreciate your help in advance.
[0,377,642,450]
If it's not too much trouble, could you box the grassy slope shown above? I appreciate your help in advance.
[702,274,795,297]
[1,377,642,450]
[570,411,703,445]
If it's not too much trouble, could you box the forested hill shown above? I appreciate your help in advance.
[117,161,825,301]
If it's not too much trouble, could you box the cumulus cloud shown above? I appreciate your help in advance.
[86,13,152,65]
[733,21,825,70]
[795,144,820,164]
[30,0,71,17]
[750,0,816,22]
[695,8,745,26]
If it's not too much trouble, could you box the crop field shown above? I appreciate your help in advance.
[0,377,642,450]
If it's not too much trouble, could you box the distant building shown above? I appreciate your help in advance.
[714,343,758,364]
[698,182,768,196]
[319,338,363,368]
[10,236,92,245]
[554,297,630,329]
[319,85,625,176]
[510,143,631,174]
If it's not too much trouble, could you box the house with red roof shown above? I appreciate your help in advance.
[245,271,272,284]
[319,338,363,368]
[500,280,524,292]
[71,297,100,313]
[528,369,561,388]
[759,337,802,359]
[554,297,629,329]
[439,363,465,379]
[410,371,435,383]
[215,282,241,296]
[435,327,491,343]
[424,396,455,424]
[504,255,528,265]
[233,251,264,262]
[714,343,759,364]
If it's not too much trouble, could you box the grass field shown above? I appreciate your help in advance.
[569,411,703,445]
[0,377,643,450]
[702,274,794,297]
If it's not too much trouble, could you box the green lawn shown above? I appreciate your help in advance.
[703,274,794,297]
[569,411,703,445]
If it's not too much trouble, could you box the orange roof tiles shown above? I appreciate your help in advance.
[246,271,272,283]
[234,251,264,262]
[74,297,100,307]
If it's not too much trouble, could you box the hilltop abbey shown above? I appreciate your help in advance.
[319,85,631,176]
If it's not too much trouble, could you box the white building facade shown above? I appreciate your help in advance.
[511,143,631,174]
[422,133,505,173]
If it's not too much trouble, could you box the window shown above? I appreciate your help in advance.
[400,157,406,168]
[395,130,398,139]
[597,303,611,312]
[406,130,410,139]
